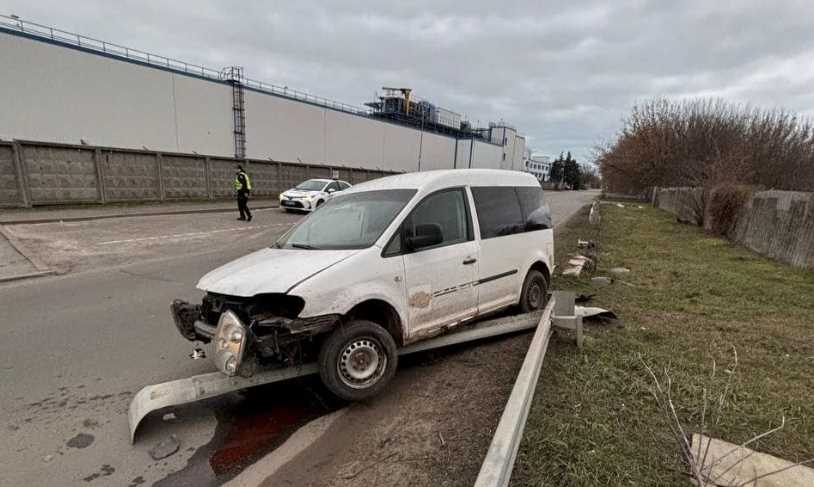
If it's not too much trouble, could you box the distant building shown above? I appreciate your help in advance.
[525,154,552,182]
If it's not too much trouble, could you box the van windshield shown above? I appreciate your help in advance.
[275,189,416,250]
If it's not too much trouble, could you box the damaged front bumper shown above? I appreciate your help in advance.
[171,300,248,376]
[170,298,340,377]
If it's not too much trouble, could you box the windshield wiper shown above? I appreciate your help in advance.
[290,243,320,250]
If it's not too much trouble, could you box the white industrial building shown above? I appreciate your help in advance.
[0,16,527,173]
[525,154,552,182]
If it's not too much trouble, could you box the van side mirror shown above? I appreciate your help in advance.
[405,223,443,251]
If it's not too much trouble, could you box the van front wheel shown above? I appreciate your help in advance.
[519,270,548,313]
[318,320,398,401]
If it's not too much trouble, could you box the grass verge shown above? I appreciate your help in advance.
[512,203,814,486]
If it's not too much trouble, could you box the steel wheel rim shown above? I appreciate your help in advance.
[337,337,387,389]
[528,281,543,309]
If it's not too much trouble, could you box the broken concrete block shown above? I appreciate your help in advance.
[149,435,180,460]
[591,276,612,286]
[577,239,595,249]
[562,267,582,277]
[609,267,630,275]
[691,434,814,486]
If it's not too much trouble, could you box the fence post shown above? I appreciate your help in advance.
[93,148,107,204]
[156,152,165,201]
[276,161,282,195]
[349,167,354,184]
[11,141,32,208]
[204,156,213,200]
[306,164,311,179]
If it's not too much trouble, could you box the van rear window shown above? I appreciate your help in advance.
[471,186,550,239]
[471,187,524,238]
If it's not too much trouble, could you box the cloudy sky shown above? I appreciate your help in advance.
[5,0,814,161]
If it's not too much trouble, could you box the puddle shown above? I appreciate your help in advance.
[156,376,344,486]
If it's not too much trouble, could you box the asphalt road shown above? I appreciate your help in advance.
[0,190,598,487]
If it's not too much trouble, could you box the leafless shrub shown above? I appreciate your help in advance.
[640,349,814,486]
[705,185,754,236]
[598,99,814,194]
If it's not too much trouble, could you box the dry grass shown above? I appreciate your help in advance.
[511,204,814,486]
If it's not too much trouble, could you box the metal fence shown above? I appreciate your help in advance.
[0,139,398,208]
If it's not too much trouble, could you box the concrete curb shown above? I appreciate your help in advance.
[474,298,555,487]
[0,269,57,283]
[0,224,58,283]
[0,224,53,272]
[0,203,280,225]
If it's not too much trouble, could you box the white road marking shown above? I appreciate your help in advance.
[98,223,291,245]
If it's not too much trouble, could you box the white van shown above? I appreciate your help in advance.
[171,169,553,400]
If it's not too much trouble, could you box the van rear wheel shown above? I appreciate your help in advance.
[519,270,548,313]
[318,320,398,401]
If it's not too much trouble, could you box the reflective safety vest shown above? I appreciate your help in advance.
[234,171,252,191]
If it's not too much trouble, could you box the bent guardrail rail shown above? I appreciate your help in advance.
[129,311,543,443]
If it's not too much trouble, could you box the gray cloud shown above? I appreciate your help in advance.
[5,0,814,162]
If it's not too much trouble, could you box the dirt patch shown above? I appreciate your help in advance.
[259,331,532,487]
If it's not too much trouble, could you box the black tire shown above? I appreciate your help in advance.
[519,269,548,313]
[316,199,324,208]
[318,320,398,401]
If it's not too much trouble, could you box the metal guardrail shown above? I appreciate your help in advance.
[474,298,555,487]
[0,14,371,117]
[129,311,544,443]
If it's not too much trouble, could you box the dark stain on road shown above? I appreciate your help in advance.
[67,432,95,449]
[82,464,114,482]
[154,376,343,486]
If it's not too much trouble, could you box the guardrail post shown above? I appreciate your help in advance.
[156,152,165,201]
[93,147,107,204]
[11,141,32,208]
[204,156,213,200]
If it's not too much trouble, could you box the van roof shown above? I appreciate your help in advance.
[344,169,539,195]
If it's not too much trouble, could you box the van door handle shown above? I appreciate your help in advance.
[462,257,477,265]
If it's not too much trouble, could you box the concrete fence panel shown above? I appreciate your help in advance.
[161,155,207,200]
[23,144,98,204]
[731,191,814,269]
[2,139,400,208]
[102,150,160,201]
[209,157,238,199]
[244,161,279,198]
[656,187,814,269]
[0,144,21,207]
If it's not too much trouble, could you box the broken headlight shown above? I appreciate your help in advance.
[212,310,248,376]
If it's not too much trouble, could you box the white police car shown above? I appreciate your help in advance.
[279,178,352,212]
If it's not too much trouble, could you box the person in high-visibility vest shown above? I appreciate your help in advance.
[234,164,252,221]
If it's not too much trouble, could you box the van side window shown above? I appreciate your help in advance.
[516,186,552,231]
[471,187,524,238]
[406,188,472,250]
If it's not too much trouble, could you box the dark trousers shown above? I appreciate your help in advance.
[237,191,252,219]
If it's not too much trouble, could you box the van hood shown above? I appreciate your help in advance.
[197,247,358,297]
